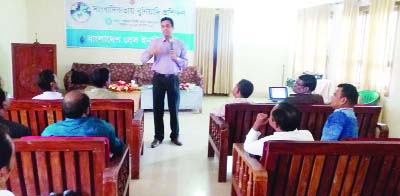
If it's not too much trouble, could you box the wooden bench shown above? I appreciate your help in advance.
[5,137,130,196]
[209,103,389,182]
[232,141,400,196]
[5,99,144,179]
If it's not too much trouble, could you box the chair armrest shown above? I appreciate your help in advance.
[103,146,130,196]
[210,113,228,129]
[209,114,229,151]
[376,122,389,138]
[232,143,267,196]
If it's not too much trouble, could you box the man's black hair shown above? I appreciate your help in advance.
[298,74,317,92]
[90,68,110,88]
[0,88,6,109]
[237,79,254,98]
[161,17,174,27]
[37,69,55,91]
[0,124,13,170]
[338,83,359,105]
[71,70,90,85]
[272,102,301,131]
[62,92,90,119]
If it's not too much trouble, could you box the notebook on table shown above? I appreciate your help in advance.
[268,87,288,102]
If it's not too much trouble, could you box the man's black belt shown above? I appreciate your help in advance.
[154,72,178,77]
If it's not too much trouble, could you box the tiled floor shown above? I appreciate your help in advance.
[130,96,268,196]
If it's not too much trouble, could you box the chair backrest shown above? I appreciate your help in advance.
[6,100,64,136]
[224,103,382,154]
[358,90,380,104]
[7,137,107,196]
[296,105,381,139]
[353,105,381,137]
[225,103,276,154]
[295,105,333,139]
[260,141,400,196]
[90,99,134,144]
[5,99,134,144]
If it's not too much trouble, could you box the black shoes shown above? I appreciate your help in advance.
[151,138,183,147]
[151,139,162,148]
[171,138,183,146]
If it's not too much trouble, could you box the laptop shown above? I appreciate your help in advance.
[269,87,288,102]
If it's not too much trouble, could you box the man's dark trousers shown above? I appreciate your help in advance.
[152,73,180,141]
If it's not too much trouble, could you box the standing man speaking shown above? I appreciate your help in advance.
[141,17,188,148]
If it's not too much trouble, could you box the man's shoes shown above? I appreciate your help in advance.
[151,139,162,148]
[171,138,183,146]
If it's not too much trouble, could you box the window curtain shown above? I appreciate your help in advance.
[293,4,330,78]
[330,0,360,85]
[194,8,216,94]
[360,0,396,93]
[214,9,234,94]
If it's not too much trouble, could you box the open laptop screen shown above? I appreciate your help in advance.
[269,87,288,101]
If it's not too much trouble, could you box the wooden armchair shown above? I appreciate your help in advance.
[5,99,144,179]
[209,103,388,182]
[5,137,130,196]
[232,141,400,196]
[208,104,275,182]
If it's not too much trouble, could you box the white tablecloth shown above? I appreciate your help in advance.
[140,85,203,111]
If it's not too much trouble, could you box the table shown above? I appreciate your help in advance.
[140,85,203,112]
[110,91,141,112]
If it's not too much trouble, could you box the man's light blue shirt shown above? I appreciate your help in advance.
[41,117,124,154]
[321,108,358,141]
[141,37,188,75]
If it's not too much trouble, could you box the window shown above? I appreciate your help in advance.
[347,4,399,95]
[383,5,400,96]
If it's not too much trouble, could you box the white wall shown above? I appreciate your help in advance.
[383,64,400,137]
[0,0,28,95]
[382,22,400,137]
[24,0,193,90]
[4,0,299,98]
[232,2,297,97]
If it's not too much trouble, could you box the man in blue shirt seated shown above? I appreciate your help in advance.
[321,83,359,141]
[41,90,124,155]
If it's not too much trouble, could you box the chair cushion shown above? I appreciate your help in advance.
[132,63,153,85]
[109,63,135,82]
[71,63,108,75]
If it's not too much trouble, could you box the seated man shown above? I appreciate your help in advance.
[41,90,124,155]
[284,74,324,104]
[33,69,63,100]
[213,79,254,118]
[84,68,117,99]
[0,88,31,138]
[244,102,314,156]
[0,124,15,196]
[70,69,90,90]
[321,83,359,141]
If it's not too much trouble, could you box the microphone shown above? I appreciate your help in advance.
[169,39,174,50]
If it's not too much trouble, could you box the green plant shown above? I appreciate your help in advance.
[286,78,295,88]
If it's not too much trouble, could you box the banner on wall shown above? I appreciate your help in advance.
[65,0,195,50]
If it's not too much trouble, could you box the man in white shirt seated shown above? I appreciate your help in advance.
[244,102,314,156]
[32,69,63,100]
[213,79,254,118]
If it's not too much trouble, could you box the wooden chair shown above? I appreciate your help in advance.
[232,141,400,196]
[5,137,130,196]
[5,99,144,179]
[209,103,388,182]
[209,104,275,182]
